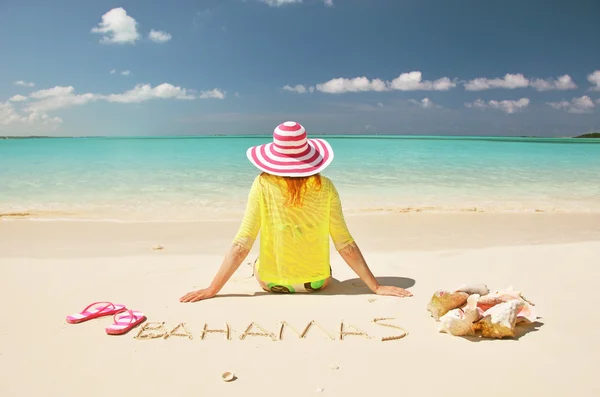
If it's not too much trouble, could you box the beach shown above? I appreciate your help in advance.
[2,213,600,397]
[2,136,600,396]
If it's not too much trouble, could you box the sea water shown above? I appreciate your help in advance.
[1,136,599,221]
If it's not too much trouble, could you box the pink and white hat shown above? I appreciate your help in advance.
[246,121,334,177]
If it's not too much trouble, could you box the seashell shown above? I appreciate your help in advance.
[427,290,469,321]
[477,287,536,324]
[439,294,482,336]
[455,283,490,296]
[221,372,236,382]
[152,245,164,251]
[315,388,324,393]
[472,300,523,338]
[516,303,537,324]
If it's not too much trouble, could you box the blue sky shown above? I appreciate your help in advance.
[1,0,600,137]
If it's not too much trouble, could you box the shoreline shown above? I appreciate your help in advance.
[3,205,600,223]
[2,213,600,259]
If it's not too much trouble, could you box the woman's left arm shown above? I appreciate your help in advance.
[179,243,250,302]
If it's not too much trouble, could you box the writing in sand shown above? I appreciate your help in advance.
[134,318,408,342]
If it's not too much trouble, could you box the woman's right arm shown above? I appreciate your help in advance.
[338,242,412,297]
[329,182,412,298]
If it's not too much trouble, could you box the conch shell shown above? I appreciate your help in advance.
[427,290,469,321]
[439,294,482,336]
[472,300,524,338]
[455,283,490,296]
[477,286,536,324]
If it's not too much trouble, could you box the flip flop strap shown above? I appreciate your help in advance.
[113,309,135,325]
[81,301,114,314]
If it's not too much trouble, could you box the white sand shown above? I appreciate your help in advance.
[1,214,599,396]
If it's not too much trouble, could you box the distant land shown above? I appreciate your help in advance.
[575,132,600,138]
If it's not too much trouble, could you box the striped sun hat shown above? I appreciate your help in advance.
[246,121,334,177]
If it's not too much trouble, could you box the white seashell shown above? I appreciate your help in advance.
[439,294,481,336]
[329,364,339,370]
[472,300,523,338]
[315,388,324,393]
[221,372,236,382]
[477,287,537,324]
[455,283,490,296]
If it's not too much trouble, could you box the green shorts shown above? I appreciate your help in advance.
[253,258,331,294]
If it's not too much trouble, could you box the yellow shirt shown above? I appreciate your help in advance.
[233,174,354,285]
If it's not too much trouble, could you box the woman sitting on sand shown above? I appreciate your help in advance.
[180,122,412,302]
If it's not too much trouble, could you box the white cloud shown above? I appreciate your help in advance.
[198,88,225,99]
[9,95,28,102]
[464,99,487,110]
[91,7,140,44]
[465,98,530,114]
[0,102,24,125]
[262,0,302,6]
[26,86,99,113]
[489,98,530,113]
[29,86,76,99]
[148,30,172,43]
[588,70,600,91]
[110,69,131,76]
[409,97,437,109]
[283,84,308,94]
[324,0,334,6]
[316,77,387,94]
[553,74,578,90]
[28,93,98,112]
[377,102,384,107]
[465,73,578,91]
[311,71,455,94]
[22,83,220,108]
[198,89,226,99]
[464,73,530,91]
[389,72,455,91]
[528,79,553,92]
[105,83,196,103]
[548,96,595,114]
[1,101,61,127]
[14,81,35,87]
[530,74,577,91]
[2,82,223,131]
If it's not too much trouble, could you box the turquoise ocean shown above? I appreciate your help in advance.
[1,136,599,222]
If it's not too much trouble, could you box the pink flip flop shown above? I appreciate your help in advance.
[105,309,146,335]
[66,302,127,324]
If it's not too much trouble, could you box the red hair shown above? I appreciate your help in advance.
[260,172,322,207]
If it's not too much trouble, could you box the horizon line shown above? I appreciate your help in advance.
[1,133,594,139]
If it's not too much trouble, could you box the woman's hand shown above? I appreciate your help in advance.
[179,244,251,303]
[374,285,413,298]
[179,288,217,303]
